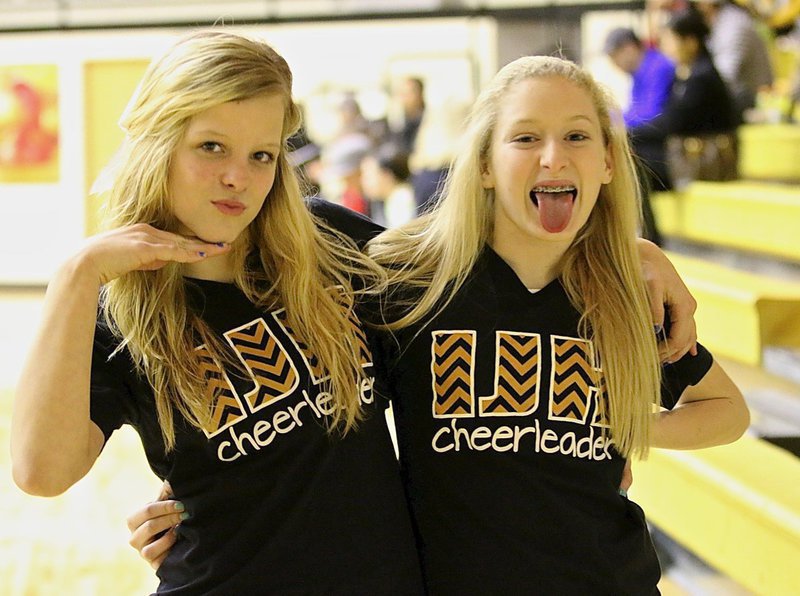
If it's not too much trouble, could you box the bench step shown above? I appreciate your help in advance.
[739,124,800,182]
[653,182,800,263]
[632,436,800,596]
[666,252,800,365]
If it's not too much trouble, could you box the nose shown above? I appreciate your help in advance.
[539,138,567,172]
[220,159,251,192]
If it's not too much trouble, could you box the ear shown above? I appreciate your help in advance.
[602,146,614,185]
[480,158,495,189]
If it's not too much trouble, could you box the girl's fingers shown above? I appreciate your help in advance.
[151,237,228,259]
[86,224,231,283]
[126,499,185,533]
[141,526,180,568]
[128,512,184,551]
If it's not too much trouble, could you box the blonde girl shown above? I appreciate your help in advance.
[366,55,749,594]
[11,30,424,594]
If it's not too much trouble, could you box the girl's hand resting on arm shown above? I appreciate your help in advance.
[635,238,698,364]
[127,481,185,570]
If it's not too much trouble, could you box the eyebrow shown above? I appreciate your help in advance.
[509,115,596,127]
[191,129,281,148]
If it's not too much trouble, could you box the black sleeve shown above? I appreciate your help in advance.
[306,197,385,248]
[659,341,714,410]
[89,318,139,442]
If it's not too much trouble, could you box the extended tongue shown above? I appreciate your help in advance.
[535,192,574,233]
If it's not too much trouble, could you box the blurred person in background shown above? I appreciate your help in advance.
[360,142,416,228]
[10,30,425,595]
[321,131,373,215]
[604,26,676,244]
[388,76,426,155]
[287,125,323,197]
[692,0,774,122]
[333,91,372,138]
[409,100,471,213]
[629,9,738,188]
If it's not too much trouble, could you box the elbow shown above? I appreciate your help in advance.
[12,459,73,497]
[730,401,751,442]
[719,397,751,446]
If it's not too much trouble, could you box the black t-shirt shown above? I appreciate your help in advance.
[374,245,713,596]
[90,200,424,595]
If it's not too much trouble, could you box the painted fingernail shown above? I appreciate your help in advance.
[198,251,206,257]
[174,502,185,512]
[215,242,226,247]
[653,324,663,335]
[618,488,628,497]
[180,512,190,521]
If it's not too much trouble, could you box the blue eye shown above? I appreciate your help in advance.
[567,132,589,142]
[253,151,275,164]
[201,141,223,153]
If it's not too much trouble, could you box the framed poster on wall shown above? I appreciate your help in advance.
[0,64,59,183]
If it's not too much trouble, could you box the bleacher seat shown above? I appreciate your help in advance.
[665,252,800,365]
[653,181,800,262]
[739,124,800,182]
[633,436,800,595]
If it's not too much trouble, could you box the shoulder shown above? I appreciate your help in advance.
[690,56,720,81]
[719,3,750,26]
[305,197,385,246]
[650,50,675,73]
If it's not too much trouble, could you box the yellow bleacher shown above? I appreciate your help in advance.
[664,251,800,366]
[639,123,800,595]
[738,123,800,183]
[653,181,800,263]
[633,436,800,595]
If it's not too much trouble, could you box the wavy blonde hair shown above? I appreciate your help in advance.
[100,30,380,450]
[368,56,660,457]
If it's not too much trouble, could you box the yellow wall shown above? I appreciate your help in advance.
[83,59,149,235]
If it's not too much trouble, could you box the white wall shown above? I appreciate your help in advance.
[0,17,495,284]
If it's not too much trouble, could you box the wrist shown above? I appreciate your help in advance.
[55,249,105,291]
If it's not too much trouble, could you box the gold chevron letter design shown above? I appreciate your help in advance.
[431,330,475,418]
[195,344,247,438]
[225,318,299,413]
[480,332,540,416]
[272,309,326,383]
[549,335,603,424]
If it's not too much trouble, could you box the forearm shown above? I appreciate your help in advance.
[651,396,750,450]
[11,253,104,495]
[652,359,749,450]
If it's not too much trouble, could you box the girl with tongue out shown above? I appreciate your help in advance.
[361,55,749,594]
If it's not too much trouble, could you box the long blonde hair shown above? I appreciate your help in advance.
[368,56,660,457]
[101,30,379,449]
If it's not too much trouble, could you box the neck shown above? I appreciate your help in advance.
[490,228,571,289]
[182,251,236,283]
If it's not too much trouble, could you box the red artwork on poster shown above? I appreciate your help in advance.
[0,64,59,183]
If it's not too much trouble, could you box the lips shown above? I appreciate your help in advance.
[212,200,246,216]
